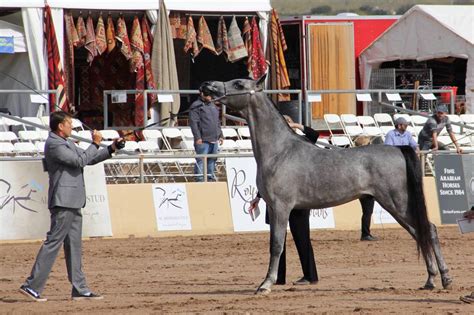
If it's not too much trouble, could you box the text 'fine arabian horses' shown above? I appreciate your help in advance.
[200,76,452,294]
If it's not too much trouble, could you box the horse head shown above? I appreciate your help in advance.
[199,75,266,111]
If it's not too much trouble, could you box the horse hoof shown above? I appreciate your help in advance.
[255,288,271,295]
[442,279,453,290]
[420,284,435,290]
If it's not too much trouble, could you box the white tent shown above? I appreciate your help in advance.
[0,0,272,116]
[0,13,36,117]
[0,20,27,52]
[359,5,474,113]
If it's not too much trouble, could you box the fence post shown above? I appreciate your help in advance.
[203,155,208,182]
[420,153,426,177]
[139,155,144,183]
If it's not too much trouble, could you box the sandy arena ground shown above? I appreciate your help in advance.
[0,226,473,313]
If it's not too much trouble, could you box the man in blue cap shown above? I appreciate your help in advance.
[417,105,462,154]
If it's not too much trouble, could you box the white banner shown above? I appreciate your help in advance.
[225,157,268,232]
[82,163,113,237]
[225,158,336,231]
[0,161,113,240]
[309,208,335,229]
[373,201,397,224]
[152,183,192,231]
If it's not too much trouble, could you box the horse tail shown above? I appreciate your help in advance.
[399,146,433,260]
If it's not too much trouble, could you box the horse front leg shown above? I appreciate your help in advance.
[429,223,452,289]
[256,206,289,295]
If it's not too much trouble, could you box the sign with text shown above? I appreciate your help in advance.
[152,183,192,231]
[0,161,113,240]
[434,155,473,224]
[225,157,335,231]
[373,201,398,224]
[225,157,268,232]
[82,163,113,237]
[0,36,14,54]
[309,208,335,228]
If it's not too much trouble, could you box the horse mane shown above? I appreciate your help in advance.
[259,93,317,146]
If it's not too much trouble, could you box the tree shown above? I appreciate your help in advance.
[310,5,332,15]
[396,4,413,15]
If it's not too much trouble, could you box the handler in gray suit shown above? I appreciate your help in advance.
[19,111,122,302]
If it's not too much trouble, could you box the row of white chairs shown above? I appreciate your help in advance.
[324,113,474,147]
[1,116,84,131]
[0,130,49,143]
[0,141,45,156]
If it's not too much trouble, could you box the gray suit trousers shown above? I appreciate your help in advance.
[24,207,89,295]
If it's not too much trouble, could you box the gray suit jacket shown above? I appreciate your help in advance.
[44,132,112,210]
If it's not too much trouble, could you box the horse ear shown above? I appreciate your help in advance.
[256,73,267,88]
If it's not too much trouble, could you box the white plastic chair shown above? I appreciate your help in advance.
[323,114,344,137]
[14,142,37,156]
[411,115,429,136]
[121,141,140,153]
[221,127,239,139]
[237,127,250,139]
[35,141,46,154]
[374,113,395,135]
[21,117,44,130]
[1,116,23,131]
[316,138,330,149]
[161,128,184,150]
[40,116,50,127]
[99,129,120,140]
[72,118,84,130]
[0,131,18,142]
[340,114,364,141]
[446,114,462,134]
[180,128,194,140]
[180,140,195,152]
[330,135,351,148]
[38,130,49,141]
[236,139,252,151]
[357,116,383,137]
[220,139,238,152]
[18,130,41,142]
[77,130,93,141]
[0,142,15,155]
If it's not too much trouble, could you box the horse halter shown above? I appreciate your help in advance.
[210,81,263,103]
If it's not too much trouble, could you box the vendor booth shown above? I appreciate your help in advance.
[0,0,272,128]
[359,5,474,114]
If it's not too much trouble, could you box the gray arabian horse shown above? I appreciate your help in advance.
[200,76,452,294]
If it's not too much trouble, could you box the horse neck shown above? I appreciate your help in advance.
[246,95,292,161]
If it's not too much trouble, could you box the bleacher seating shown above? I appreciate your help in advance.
[1,113,472,184]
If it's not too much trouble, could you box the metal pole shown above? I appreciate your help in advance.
[222,105,227,127]
[143,91,148,128]
[203,155,208,182]
[450,89,454,114]
[420,153,426,177]
[139,155,144,183]
[103,91,108,130]
[297,91,302,124]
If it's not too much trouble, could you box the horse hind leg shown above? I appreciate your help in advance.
[378,197,438,289]
[400,220,438,289]
[429,223,452,289]
[256,206,289,295]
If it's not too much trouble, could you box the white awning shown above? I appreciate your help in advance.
[0,0,272,12]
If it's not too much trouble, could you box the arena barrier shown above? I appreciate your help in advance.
[105,177,442,238]
[0,160,445,242]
